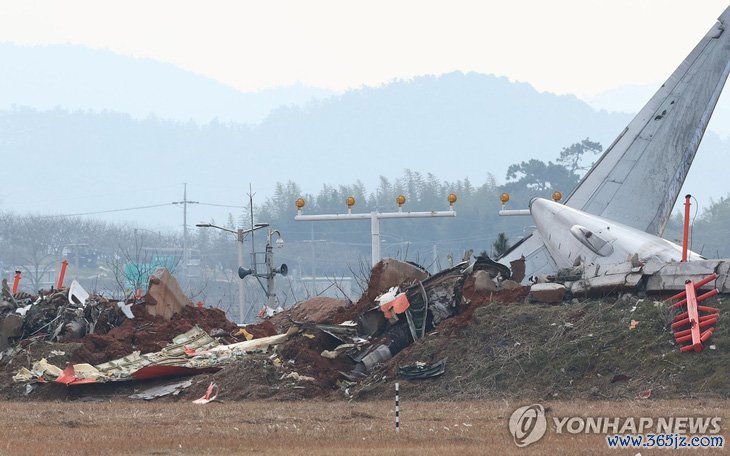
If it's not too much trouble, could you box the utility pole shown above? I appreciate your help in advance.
[172,183,198,283]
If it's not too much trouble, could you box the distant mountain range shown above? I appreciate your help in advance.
[0,43,333,125]
[0,44,728,228]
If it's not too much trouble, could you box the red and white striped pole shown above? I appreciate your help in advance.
[395,382,400,433]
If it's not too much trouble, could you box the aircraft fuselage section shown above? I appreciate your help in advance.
[529,198,700,270]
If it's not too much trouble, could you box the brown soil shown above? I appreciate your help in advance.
[243,320,278,339]
[182,331,353,401]
[72,304,240,365]
[438,281,530,334]
[278,332,354,390]
[332,261,391,324]
[268,296,348,332]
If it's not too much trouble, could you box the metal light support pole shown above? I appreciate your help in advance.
[195,223,268,324]
[236,229,246,322]
[294,195,457,266]
[371,212,380,266]
[265,229,278,308]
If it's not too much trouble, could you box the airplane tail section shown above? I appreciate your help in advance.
[500,7,730,278]
[565,7,730,235]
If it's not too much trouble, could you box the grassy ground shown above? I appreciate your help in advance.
[355,295,730,401]
[0,400,727,455]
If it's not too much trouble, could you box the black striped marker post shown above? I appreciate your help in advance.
[395,382,400,433]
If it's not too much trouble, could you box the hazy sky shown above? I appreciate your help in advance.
[1,0,728,97]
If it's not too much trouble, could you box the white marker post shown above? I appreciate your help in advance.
[395,382,400,433]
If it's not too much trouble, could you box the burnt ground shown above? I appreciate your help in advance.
[1,283,728,403]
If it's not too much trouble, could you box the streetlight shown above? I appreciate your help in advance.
[195,222,269,324]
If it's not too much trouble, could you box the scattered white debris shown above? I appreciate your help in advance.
[282,372,315,382]
[68,280,90,307]
[15,305,32,316]
[116,302,135,319]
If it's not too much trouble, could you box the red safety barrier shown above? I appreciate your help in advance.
[57,259,69,289]
[11,271,21,294]
[669,275,721,353]
[668,273,717,305]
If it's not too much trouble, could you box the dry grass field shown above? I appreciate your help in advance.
[0,399,727,455]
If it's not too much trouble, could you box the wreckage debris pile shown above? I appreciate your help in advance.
[1,276,243,366]
[1,285,125,351]
[332,258,430,325]
[278,330,354,389]
[440,275,531,333]
[73,304,240,365]
[2,257,536,401]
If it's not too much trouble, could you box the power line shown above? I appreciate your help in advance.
[51,203,174,217]
[41,198,242,219]
[198,202,246,208]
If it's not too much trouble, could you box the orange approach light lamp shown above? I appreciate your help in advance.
[346,196,356,214]
[295,197,305,215]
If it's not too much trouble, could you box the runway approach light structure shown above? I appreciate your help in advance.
[294,194,457,266]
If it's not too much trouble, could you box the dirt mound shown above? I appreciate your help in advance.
[333,259,429,324]
[184,356,284,401]
[268,297,347,331]
[352,296,730,401]
[0,341,82,400]
[243,320,278,339]
[278,332,353,390]
[439,283,531,334]
[182,332,351,402]
[72,305,240,365]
